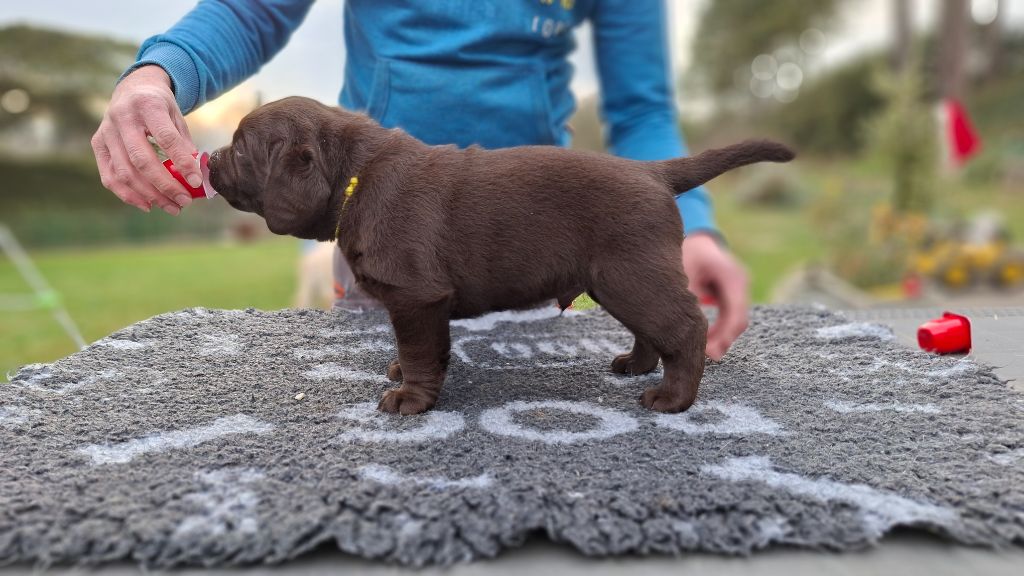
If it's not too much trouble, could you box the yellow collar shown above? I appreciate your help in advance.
[333,176,359,241]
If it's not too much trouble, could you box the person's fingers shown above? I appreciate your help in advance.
[145,110,202,191]
[705,266,750,361]
[105,133,181,215]
[172,111,195,143]
[120,125,192,210]
[92,66,191,213]
[92,134,151,212]
[688,274,711,301]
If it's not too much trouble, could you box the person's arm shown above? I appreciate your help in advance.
[125,0,315,115]
[93,0,314,215]
[591,0,748,360]
[590,0,716,236]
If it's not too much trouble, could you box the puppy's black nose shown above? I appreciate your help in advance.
[208,148,224,167]
[207,147,230,195]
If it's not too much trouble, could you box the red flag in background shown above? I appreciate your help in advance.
[943,99,982,166]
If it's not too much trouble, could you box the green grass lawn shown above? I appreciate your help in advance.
[716,194,827,302]
[1,237,298,380]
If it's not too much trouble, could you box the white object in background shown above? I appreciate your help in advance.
[0,224,86,350]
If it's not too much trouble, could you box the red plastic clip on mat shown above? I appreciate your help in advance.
[917,312,972,355]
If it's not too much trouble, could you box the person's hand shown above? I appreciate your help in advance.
[682,232,750,361]
[91,65,201,215]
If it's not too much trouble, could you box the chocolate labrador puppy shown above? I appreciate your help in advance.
[209,96,794,415]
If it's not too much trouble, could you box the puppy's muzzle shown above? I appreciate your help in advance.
[206,148,231,198]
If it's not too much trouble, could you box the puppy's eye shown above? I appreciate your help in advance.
[298,147,314,164]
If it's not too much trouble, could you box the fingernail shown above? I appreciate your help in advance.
[176,194,192,207]
[165,204,181,216]
[186,173,203,188]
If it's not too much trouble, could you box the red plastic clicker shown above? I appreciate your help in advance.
[163,151,216,199]
[917,312,972,355]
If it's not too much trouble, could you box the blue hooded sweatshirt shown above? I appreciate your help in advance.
[127,0,717,234]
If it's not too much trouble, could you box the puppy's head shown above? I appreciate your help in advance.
[208,96,360,239]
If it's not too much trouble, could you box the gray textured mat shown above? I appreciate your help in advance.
[1,306,1023,567]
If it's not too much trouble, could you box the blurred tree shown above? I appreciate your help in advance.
[0,25,136,95]
[979,0,1004,82]
[0,25,137,156]
[818,55,938,290]
[891,0,911,72]
[865,61,936,214]
[939,0,968,100]
[690,0,844,94]
[771,55,885,155]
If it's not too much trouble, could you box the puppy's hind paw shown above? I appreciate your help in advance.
[639,386,695,413]
[611,352,659,376]
[386,358,403,382]
[378,387,434,415]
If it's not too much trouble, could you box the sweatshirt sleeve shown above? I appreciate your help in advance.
[122,0,315,115]
[590,0,717,236]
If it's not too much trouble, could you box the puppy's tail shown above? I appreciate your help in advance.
[654,140,795,192]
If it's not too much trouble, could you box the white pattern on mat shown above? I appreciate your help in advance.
[490,342,534,359]
[92,338,149,350]
[76,414,275,465]
[478,400,639,444]
[987,449,1024,466]
[13,367,119,395]
[0,406,33,426]
[451,307,580,331]
[654,401,784,435]
[812,355,977,383]
[602,371,663,388]
[320,324,392,338]
[359,463,492,489]
[815,323,894,341]
[452,332,626,369]
[825,400,941,414]
[702,456,959,536]
[293,340,393,359]
[303,363,389,382]
[172,469,265,540]
[337,402,466,443]
[198,334,242,357]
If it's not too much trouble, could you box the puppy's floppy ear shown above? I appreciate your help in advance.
[263,144,332,236]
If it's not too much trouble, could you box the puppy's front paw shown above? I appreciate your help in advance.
[611,352,659,376]
[378,387,434,415]
[386,358,403,382]
[639,385,695,413]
